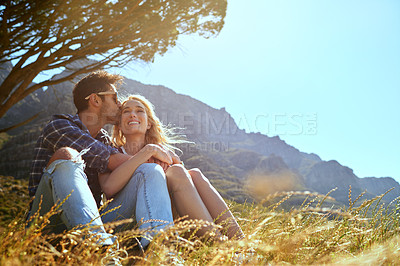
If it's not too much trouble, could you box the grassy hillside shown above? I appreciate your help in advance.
[0,176,29,228]
[1,175,400,265]
[0,133,10,150]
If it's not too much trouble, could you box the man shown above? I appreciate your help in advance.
[28,71,174,249]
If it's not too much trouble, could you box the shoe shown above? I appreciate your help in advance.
[100,241,128,266]
[165,251,185,265]
[231,247,256,264]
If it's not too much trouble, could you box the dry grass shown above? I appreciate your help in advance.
[1,181,399,265]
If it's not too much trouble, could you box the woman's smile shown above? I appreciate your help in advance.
[128,120,140,125]
[120,99,150,136]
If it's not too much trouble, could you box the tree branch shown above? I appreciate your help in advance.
[0,0,227,120]
[0,112,41,133]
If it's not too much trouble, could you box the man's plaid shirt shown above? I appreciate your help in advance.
[29,114,119,207]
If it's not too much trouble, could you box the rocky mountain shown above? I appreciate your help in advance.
[359,177,400,202]
[1,60,399,205]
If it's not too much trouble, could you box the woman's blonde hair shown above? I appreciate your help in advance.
[112,95,186,150]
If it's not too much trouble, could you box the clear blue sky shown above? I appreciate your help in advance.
[117,0,400,182]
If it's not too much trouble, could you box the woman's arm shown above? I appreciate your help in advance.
[99,144,172,198]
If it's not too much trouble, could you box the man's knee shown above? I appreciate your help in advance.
[47,147,80,167]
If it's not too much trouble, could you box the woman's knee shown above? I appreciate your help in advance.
[166,164,190,180]
[166,164,193,190]
[114,164,166,203]
[188,168,209,185]
[136,163,166,182]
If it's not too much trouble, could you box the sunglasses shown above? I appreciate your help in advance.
[85,91,119,103]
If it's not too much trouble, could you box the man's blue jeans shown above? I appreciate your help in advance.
[29,159,173,247]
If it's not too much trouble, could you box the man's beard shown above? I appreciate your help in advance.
[100,106,119,125]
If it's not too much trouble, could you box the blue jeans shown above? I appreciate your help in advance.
[29,159,173,247]
[102,163,174,247]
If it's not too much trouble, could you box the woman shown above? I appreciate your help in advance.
[110,95,244,240]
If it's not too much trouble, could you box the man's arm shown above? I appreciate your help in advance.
[43,118,117,173]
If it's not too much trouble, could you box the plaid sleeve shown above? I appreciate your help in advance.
[42,119,115,173]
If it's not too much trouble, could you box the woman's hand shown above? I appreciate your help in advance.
[168,149,182,165]
[143,144,181,172]
[146,157,169,172]
[142,144,173,165]
[156,144,182,166]
[100,144,172,199]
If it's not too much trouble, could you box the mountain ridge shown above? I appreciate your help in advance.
[0,61,398,205]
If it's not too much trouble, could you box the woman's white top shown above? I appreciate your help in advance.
[120,146,128,155]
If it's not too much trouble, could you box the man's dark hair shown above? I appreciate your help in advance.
[73,70,123,113]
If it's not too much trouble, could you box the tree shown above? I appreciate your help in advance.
[0,0,227,122]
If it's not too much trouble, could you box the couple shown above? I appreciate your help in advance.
[28,71,243,251]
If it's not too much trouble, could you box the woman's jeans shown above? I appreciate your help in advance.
[28,159,173,247]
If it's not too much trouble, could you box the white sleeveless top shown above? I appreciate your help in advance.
[120,146,128,155]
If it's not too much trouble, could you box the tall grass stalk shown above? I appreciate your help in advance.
[1,187,399,265]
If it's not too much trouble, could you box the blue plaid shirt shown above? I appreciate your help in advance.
[29,114,119,207]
